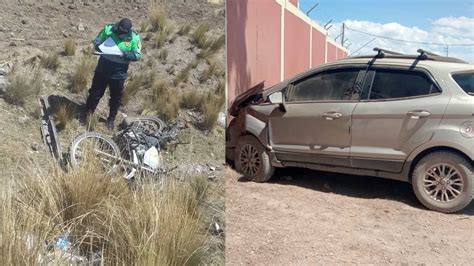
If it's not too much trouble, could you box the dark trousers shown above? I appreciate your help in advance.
[85,72,125,120]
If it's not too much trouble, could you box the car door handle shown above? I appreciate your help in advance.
[407,110,431,119]
[322,112,343,120]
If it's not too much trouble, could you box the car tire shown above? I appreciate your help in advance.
[235,135,274,182]
[412,151,473,213]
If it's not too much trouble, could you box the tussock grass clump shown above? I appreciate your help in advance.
[122,74,145,105]
[180,90,205,110]
[139,20,149,32]
[154,31,167,49]
[199,60,224,83]
[177,24,191,36]
[144,32,153,41]
[63,39,76,56]
[149,5,167,32]
[41,52,60,70]
[173,60,197,86]
[145,81,179,121]
[54,103,75,130]
[191,23,210,49]
[209,34,225,53]
[4,66,42,106]
[1,159,207,264]
[70,56,94,94]
[159,48,168,61]
[201,91,224,130]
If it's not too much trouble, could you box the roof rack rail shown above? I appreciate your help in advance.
[416,49,440,57]
[373,47,404,57]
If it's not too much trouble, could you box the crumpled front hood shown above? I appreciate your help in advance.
[228,79,291,117]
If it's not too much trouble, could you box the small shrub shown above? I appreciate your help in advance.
[177,24,191,36]
[5,66,42,106]
[63,39,76,56]
[145,81,179,121]
[70,56,95,94]
[41,52,60,70]
[158,49,168,61]
[149,5,166,32]
[191,23,210,49]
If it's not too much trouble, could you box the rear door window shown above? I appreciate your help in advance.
[368,70,439,100]
[452,72,474,95]
[288,69,359,102]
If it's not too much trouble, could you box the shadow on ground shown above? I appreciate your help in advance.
[237,167,474,215]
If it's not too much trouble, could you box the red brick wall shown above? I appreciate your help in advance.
[227,0,347,107]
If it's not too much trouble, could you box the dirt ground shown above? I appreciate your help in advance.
[226,167,474,265]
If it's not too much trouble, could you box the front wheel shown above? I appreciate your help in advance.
[412,151,473,213]
[69,132,123,174]
[235,135,274,182]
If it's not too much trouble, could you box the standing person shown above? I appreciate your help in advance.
[84,18,142,129]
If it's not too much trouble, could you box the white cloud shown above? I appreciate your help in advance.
[326,17,474,63]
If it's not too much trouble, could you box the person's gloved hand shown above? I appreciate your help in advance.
[121,51,136,61]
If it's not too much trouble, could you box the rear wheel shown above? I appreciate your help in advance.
[412,151,473,213]
[235,135,274,182]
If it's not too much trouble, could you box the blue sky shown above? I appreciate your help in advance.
[298,0,474,61]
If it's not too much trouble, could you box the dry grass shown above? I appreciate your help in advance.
[63,39,76,56]
[180,90,205,110]
[201,91,224,130]
[145,81,179,121]
[54,103,75,130]
[41,52,60,70]
[209,34,225,53]
[191,23,210,49]
[173,60,198,86]
[4,66,42,106]
[144,32,153,41]
[199,60,223,83]
[154,31,167,49]
[139,20,149,32]
[122,74,144,106]
[177,24,191,36]
[70,56,95,94]
[159,48,168,61]
[0,159,208,264]
[149,5,167,32]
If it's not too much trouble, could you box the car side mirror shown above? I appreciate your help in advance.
[268,91,286,112]
[268,91,283,104]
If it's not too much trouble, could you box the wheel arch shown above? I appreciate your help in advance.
[407,146,473,182]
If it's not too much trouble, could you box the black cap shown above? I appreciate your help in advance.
[117,18,132,33]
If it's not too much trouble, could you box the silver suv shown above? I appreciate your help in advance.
[226,48,474,213]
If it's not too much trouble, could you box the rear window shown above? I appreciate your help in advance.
[452,72,474,95]
[368,70,439,100]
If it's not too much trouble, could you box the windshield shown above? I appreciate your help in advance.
[452,72,474,95]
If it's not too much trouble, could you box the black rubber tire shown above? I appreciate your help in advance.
[235,135,274,182]
[123,116,165,132]
[412,151,473,213]
[69,132,121,169]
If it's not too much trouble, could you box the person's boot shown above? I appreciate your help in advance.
[106,117,115,130]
